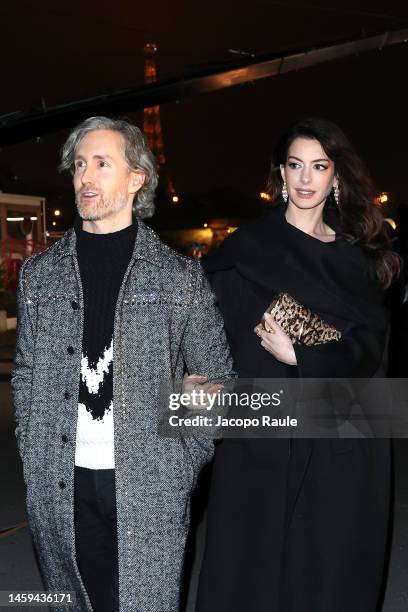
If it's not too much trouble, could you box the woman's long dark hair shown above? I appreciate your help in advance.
[266,117,401,289]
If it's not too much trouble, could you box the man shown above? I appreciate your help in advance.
[12,116,234,612]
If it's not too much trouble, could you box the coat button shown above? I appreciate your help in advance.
[61,435,68,443]
[71,300,79,310]
[67,346,75,355]
[59,480,66,489]
[64,392,71,400]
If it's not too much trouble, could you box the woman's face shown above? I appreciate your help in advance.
[280,137,337,210]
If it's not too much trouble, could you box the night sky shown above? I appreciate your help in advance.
[1,0,407,230]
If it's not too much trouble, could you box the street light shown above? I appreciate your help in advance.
[53,209,61,217]
[385,218,397,230]
[376,192,389,207]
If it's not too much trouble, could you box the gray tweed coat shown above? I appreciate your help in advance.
[12,220,234,612]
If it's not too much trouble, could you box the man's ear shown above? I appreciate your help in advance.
[129,170,146,195]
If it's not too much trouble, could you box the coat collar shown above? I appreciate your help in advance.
[53,217,162,267]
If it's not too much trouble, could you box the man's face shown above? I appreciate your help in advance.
[73,129,141,221]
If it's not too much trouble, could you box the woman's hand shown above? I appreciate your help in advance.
[254,312,297,365]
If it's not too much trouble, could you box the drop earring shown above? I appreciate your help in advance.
[282,181,288,203]
[333,183,340,206]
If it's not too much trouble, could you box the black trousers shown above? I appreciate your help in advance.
[74,467,119,612]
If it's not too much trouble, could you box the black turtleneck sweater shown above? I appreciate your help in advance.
[75,219,137,422]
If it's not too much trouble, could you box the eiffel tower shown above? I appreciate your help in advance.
[143,43,177,202]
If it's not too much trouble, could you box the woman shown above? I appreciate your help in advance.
[195,118,401,612]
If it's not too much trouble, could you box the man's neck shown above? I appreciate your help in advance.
[82,209,133,234]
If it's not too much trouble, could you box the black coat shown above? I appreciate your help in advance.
[195,205,391,612]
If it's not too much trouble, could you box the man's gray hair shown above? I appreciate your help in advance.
[60,116,158,218]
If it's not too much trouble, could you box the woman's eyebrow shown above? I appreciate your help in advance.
[287,155,330,163]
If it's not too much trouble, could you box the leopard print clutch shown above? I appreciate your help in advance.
[264,292,342,346]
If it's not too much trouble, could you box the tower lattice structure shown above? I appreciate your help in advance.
[143,43,176,197]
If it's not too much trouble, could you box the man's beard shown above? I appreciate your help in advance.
[75,189,129,221]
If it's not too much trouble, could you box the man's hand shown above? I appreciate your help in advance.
[182,374,224,409]
[254,312,297,365]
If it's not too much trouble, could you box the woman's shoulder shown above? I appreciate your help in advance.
[335,234,377,272]
[203,208,282,274]
[333,238,386,305]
